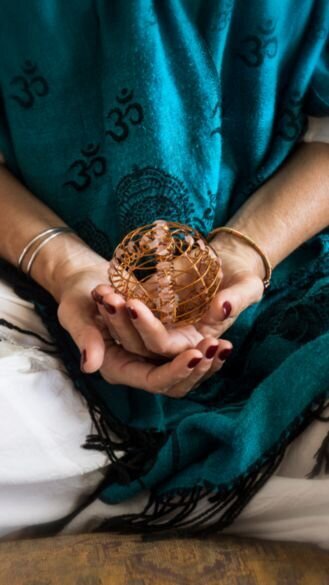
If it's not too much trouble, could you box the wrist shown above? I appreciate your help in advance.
[210,230,266,283]
[29,231,108,302]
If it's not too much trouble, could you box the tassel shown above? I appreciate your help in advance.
[94,394,329,534]
[307,430,329,478]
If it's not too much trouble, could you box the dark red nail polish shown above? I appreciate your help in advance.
[127,306,138,320]
[205,345,219,359]
[188,357,202,369]
[219,348,232,361]
[222,301,232,319]
[103,302,116,315]
[91,290,103,304]
[80,349,87,372]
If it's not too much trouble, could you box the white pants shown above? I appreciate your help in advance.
[0,278,329,548]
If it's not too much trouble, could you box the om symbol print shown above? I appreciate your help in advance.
[106,88,144,143]
[10,60,49,109]
[277,91,305,142]
[237,19,278,67]
[63,144,107,192]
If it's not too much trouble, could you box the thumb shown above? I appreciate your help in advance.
[197,275,264,337]
[58,302,106,374]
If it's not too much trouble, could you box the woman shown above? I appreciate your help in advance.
[0,0,328,545]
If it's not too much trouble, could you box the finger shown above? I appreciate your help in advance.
[195,341,233,387]
[194,336,221,359]
[91,284,115,303]
[168,356,219,399]
[125,299,203,356]
[91,286,122,342]
[92,285,156,357]
[98,292,154,357]
[196,275,264,338]
[97,308,121,344]
[167,336,225,398]
[58,301,106,374]
[100,345,204,395]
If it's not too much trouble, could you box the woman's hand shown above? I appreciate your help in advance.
[56,258,233,396]
[56,260,115,373]
[194,231,265,338]
[91,231,264,359]
[98,334,232,398]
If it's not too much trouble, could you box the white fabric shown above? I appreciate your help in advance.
[0,278,329,548]
[303,116,329,143]
[0,280,109,538]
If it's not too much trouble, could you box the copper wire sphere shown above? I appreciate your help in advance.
[108,220,223,326]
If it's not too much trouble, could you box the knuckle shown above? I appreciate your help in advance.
[156,380,169,394]
[145,370,164,394]
[171,381,193,398]
[147,338,168,356]
[148,384,164,395]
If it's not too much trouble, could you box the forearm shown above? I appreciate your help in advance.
[0,163,105,301]
[211,142,329,274]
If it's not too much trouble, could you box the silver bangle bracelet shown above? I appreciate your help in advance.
[18,226,74,276]
[18,227,62,270]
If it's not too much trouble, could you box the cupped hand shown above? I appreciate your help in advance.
[57,261,114,373]
[56,259,232,397]
[99,334,232,398]
[91,231,265,359]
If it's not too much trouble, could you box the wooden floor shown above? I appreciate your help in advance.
[0,533,328,585]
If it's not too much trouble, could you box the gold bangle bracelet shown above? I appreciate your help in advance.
[207,226,272,290]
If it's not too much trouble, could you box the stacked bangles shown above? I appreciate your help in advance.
[17,226,75,277]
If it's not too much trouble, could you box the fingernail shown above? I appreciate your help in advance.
[103,302,116,315]
[126,306,138,320]
[205,345,219,359]
[91,290,103,304]
[80,349,87,372]
[188,357,202,369]
[219,348,232,361]
[222,301,232,319]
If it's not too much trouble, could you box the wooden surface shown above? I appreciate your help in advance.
[0,533,328,585]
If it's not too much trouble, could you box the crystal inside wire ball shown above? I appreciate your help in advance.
[108,220,223,326]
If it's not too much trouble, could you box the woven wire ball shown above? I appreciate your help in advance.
[108,220,223,326]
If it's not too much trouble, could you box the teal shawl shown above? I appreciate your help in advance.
[0,0,328,532]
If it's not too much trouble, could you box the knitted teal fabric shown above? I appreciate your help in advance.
[0,1,328,531]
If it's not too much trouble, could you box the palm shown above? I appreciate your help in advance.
[57,262,233,394]
[93,244,264,358]
[194,250,264,338]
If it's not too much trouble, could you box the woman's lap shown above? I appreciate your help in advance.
[0,278,328,548]
[0,279,108,539]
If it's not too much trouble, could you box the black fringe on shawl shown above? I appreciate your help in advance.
[307,430,329,478]
[94,393,328,535]
[1,259,328,535]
